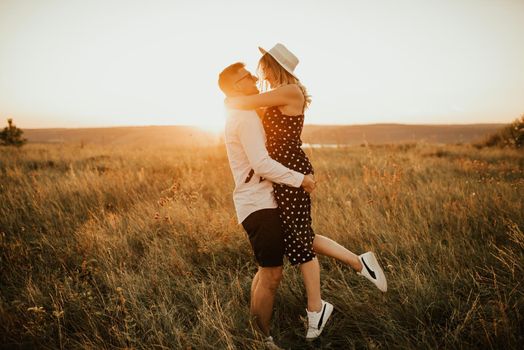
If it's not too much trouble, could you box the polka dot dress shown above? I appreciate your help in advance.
[263,106,315,266]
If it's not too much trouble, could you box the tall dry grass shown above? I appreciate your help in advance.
[0,143,523,349]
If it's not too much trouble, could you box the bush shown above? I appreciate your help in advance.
[0,118,27,147]
[476,115,524,149]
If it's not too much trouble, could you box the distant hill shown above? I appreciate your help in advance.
[23,126,219,147]
[22,123,505,146]
[301,123,505,145]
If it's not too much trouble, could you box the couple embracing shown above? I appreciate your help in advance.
[218,43,387,347]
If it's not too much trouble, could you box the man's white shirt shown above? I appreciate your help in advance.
[224,108,304,223]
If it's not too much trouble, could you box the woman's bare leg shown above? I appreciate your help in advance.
[299,258,322,312]
[313,234,363,272]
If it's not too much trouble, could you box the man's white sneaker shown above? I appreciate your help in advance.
[357,251,387,292]
[305,300,333,341]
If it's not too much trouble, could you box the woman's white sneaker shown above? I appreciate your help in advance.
[357,252,388,292]
[306,300,334,341]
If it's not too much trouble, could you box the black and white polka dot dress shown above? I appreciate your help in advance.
[263,106,316,266]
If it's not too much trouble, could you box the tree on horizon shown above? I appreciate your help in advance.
[0,118,28,147]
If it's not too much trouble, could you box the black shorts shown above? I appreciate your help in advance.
[241,208,284,267]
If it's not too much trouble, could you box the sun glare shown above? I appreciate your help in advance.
[195,122,225,136]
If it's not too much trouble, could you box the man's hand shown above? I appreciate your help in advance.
[255,107,265,119]
[301,174,316,193]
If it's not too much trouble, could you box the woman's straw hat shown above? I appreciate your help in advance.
[258,43,299,79]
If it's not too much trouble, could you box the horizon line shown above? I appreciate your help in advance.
[21,121,510,130]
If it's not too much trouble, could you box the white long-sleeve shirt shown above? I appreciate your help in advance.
[225,108,304,223]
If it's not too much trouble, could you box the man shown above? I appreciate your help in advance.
[218,62,316,345]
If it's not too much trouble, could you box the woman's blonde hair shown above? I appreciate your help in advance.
[257,54,312,111]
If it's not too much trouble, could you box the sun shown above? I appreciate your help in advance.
[188,99,227,136]
[195,121,225,136]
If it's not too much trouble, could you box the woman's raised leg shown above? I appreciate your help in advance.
[312,234,363,272]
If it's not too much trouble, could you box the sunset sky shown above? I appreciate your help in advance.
[1,0,523,130]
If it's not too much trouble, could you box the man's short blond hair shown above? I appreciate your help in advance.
[218,62,245,95]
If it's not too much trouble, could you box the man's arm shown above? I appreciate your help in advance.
[237,111,305,188]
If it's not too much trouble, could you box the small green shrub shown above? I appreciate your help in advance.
[0,118,27,147]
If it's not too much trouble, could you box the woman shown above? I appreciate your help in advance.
[226,43,387,340]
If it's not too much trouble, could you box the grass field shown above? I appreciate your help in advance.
[1,143,523,349]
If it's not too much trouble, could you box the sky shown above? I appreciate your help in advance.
[1,0,523,130]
